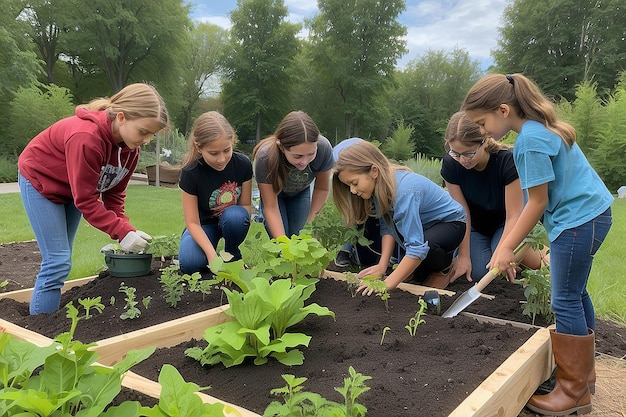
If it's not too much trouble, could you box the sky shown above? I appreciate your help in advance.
[185,0,508,69]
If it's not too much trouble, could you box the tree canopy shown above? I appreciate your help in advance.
[493,0,626,100]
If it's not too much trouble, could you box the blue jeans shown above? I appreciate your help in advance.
[178,205,250,273]
[550,208,612,335]
[470,226,504,281]
[19,173,82,315]
[260,186,310,238]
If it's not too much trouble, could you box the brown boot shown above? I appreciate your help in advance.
[526,329,594,415]
[535,328,596,395]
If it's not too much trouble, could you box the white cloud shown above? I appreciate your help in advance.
[402,0,506,66]
[194,15,232,30]
[188,0,507,68]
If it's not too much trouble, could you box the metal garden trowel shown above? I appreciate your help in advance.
[441,267,501,318]
[441,244,530,318]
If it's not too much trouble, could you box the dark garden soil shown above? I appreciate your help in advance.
[1,240,626,416]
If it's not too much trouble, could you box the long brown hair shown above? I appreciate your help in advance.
[81,83,169,130]
[332,141,409,226]
[444,111,509,154]
[461,73,576,146]
[183,111,237,167]
[252,111,320,193]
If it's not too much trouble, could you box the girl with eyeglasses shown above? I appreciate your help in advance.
[441,111,545,283]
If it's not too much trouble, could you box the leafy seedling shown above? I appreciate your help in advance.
[264,366,371,417]
[360,274,390,311]
[119,282,141,319]
[405,298,427,336]
[77,296,105,320]
[345,272,361,297]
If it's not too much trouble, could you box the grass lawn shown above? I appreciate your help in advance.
[1,186,624,326]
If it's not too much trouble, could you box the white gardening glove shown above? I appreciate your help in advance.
[119,231,151,253]
[135,230,152,242]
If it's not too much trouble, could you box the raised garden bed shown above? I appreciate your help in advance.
[2,240,625,416]
[1,270,553,417]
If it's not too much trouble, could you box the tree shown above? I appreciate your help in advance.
[222,0,301,142]
[389,48,483,157]
[63,0,191,93]
[381,119,415,161]
[556,80,603,155]
[7,84,75,157]
[589,84,626,192]
[493,0,626,100]
[22,0,75,85]
[180,22,229,133]
[308,0,406,138]
[0,0,41,95]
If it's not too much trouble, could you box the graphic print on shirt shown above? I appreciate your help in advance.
[98,163,129,193]
[208,180,241,218]
[283,166,312,194]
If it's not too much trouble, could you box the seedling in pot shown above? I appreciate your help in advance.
[145,233,180,261]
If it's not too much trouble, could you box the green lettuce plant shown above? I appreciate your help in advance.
[185,277,335,367]
[0,300,154,416]
[254,234,331,286]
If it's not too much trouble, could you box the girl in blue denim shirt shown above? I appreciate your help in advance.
[332,140,466,291]
[463,73,613,416]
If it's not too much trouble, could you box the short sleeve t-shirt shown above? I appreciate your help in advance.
[254,135,335,196]
[514,120,613,241]
[441,149,518,236]
[179,152,253,224]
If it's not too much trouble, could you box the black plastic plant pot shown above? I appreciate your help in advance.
[104,252,152,277]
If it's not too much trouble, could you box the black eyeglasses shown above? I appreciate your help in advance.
[447,140,485,161]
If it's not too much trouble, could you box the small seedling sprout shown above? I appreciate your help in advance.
[119,282,141,320]
[405,298,427,336]
[380,326,391,345]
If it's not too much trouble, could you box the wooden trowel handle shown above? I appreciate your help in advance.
[473,247,528,292]
[474,268,501,292]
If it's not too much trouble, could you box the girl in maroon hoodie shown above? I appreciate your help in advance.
[18,83,169,315]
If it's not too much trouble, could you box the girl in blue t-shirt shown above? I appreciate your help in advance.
[462,73,613,416]
[178,111,252,273]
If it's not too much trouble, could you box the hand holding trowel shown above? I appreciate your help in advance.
[441,242,532,318]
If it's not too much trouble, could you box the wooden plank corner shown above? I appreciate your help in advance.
[448,327,553,417]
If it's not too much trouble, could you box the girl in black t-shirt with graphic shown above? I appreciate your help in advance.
[178,111,253,273]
